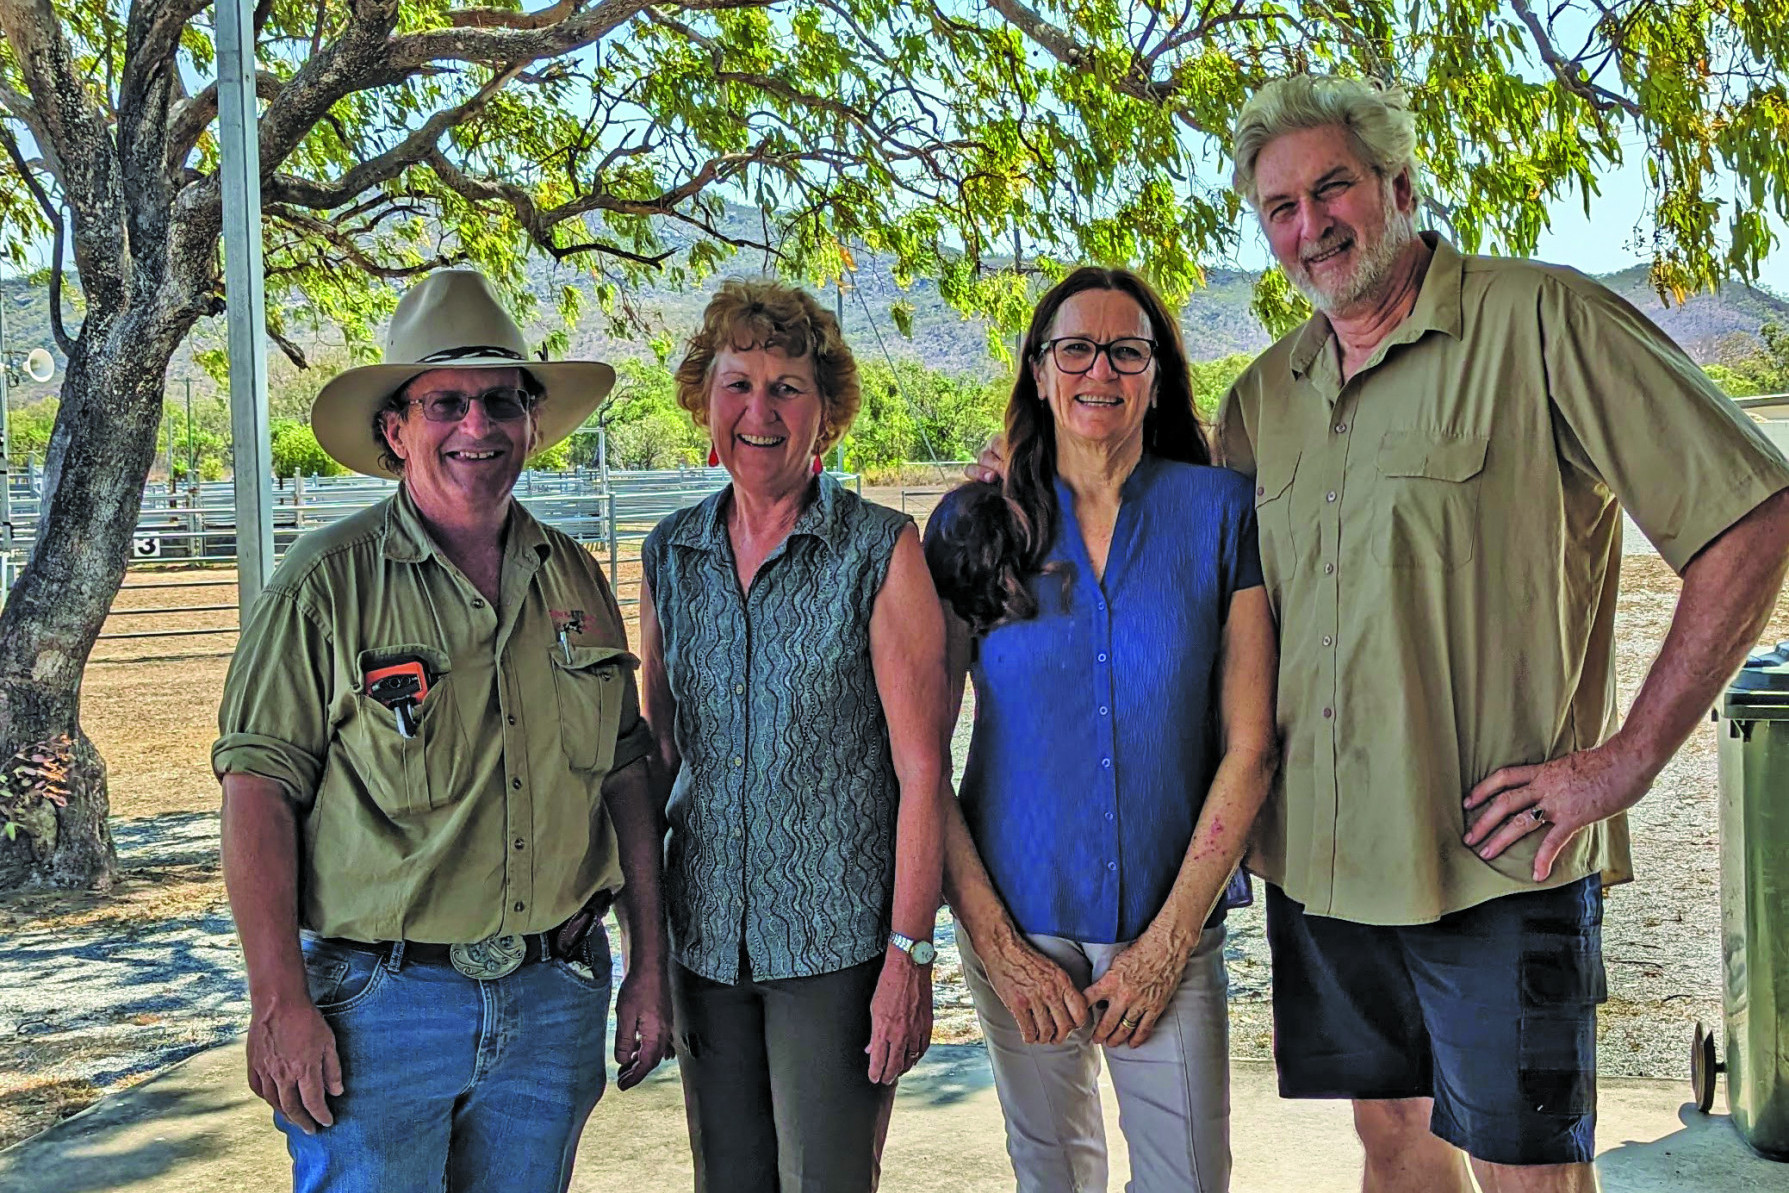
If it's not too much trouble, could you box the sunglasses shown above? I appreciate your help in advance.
[402,386,537,423]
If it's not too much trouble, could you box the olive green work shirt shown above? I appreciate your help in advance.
[213,487,652,944]
[1218,234,1789,925]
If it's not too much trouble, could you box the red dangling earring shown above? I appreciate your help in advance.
[811,453,824,476]
[708,444,720,467]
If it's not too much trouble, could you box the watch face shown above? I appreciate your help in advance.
[910,940,937,966]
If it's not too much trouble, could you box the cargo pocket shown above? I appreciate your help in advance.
[550,645,637,774]
[1516,931,1607,1118]
[1372,430,1489,571]
[345,645,466,817]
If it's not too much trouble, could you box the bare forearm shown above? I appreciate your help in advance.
[1146,745,1278,950]
[888,754,945,942]
[1618,489,1789,776]
[604,758,668,974]
[940,784,1022,950]
[220,774,310,1009]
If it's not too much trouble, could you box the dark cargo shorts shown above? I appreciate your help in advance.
[1267,876,1606,1166]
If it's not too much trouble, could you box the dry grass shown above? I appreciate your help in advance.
[0,1075,103,1151]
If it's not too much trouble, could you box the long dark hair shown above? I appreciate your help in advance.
[928,267,1210,635]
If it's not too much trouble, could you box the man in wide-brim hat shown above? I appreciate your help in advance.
[215,268,672,1193]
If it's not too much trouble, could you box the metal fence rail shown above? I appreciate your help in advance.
[0,466,860,656]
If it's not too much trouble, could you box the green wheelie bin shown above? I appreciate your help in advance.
[1698,641,1789,1158]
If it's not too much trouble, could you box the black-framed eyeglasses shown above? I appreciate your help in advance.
[403,386,537,423]
[1037,336,1157,376]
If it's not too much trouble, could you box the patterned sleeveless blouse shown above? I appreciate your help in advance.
[641,475,912,983]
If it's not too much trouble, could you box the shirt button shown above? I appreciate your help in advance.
[1256,485,1265,496]
[1322,635,1333,648]
[1323,707,1334,719]
[1101,758,1112,769]
[734,683,745,695]
[1334,422,1347,434]
[1105,812,1114,821]
[514,839,525,850]
[1099,706,1109,716]
[1326,491,1337,503]
[511,777,522,790]
[471,598,485,609]
[1107,862,1117,872]
[506,714,516,726]
[514,901,525,912]
[1097,652,1108,663]
[1324,562,1335,575]
[733,756,744,768]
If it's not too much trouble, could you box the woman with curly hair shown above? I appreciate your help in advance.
[638,279,947,1191]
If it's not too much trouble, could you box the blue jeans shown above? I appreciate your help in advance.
[279,929,613,1193]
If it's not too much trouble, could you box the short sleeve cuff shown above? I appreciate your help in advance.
[211,733,322,806]
[609,715,654,776]
[1650,466,1789,574]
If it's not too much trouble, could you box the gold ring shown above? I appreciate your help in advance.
[1120,1014,1141,1028]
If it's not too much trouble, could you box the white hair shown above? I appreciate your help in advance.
[1230,75,1420,208]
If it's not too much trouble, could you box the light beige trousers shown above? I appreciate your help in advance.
[957,925,1231,1193]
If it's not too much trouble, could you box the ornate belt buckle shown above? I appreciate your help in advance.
[449,933,526,980]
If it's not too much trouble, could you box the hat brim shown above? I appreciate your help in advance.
[311,357,617,478]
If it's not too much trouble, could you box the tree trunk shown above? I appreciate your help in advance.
[0,315,190,889]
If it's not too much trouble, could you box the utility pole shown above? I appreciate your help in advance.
[218,0,274,614]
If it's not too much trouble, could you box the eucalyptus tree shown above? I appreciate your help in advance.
[1,0,1786,887]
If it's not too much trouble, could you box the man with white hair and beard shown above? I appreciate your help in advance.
[1216,75,1789,1191]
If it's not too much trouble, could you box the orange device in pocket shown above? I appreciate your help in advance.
[364,656,434,739]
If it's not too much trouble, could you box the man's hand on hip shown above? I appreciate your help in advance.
[614,963,673,1091]
[1462,742,1655,882]
[245,996,342,1134]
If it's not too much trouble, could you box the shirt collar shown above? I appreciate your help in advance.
[380,483,551,566]
[667,474,848,556]
[1288,232,1465,386]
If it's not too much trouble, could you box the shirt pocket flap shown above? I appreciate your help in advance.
[550,646,637,772]
[1253,451,1299,505]
[1376,431,1490,482]
[553,645,640,673]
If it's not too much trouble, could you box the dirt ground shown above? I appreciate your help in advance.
[5,490,1788,1150]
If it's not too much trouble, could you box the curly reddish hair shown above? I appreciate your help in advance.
[673,279,862,453]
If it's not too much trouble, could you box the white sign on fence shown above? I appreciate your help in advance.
[132,534,162,559]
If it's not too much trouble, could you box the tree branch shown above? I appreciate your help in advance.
[1510,0,1642,119]
[0,0,128,315]
[262,60,525,210]
[166,71,285,173]
[450,0,582,30]
[0,125,78,355]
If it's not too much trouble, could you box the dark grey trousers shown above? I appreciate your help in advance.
[670,954,897,1193]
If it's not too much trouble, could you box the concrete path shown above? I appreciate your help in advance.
[1,1039,1783,1191]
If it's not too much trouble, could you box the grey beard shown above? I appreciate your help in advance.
[1294,207,1418,315]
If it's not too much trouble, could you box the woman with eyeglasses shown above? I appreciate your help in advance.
[922,267,1279,1192]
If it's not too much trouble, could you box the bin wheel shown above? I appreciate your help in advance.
[1691,1022,1723,1114]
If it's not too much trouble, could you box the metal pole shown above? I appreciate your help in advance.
[598,422,609,492]
[606,489,618,581]
[185,378,195,488]
[166,405,177,495]
[218,0,274,615]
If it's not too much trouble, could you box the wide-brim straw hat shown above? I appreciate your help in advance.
[312,269,616,477]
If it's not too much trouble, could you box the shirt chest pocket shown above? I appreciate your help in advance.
[1251,450,1301,580]
[1372,430,1490,571]
[550,645,638,774]
[344,646,469,817]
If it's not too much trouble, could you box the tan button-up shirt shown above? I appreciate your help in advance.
[214,487,651,943]
[1218,234,1789,925]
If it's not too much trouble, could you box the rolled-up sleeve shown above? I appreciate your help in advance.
[213,586,333,806]
[1541,272,1789,573]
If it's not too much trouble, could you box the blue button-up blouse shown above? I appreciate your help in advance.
[926,455,1263,943]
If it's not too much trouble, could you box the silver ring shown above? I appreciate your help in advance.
[1530,806,1547,825]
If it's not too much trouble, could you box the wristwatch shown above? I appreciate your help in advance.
[888,931,936,966]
